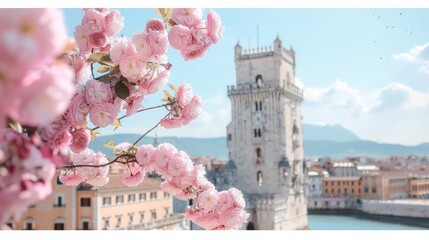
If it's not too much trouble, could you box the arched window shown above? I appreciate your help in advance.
[256,147,261,158]
[256,74,263,87]
[258,129,261,137]
[257,171,263,186]
[255,101,258,111]
[254,129,257,138]
[259,101,262,111]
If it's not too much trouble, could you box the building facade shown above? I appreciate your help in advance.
[8,171,184,230]
[322,176,362,198]
[226,37,308,230]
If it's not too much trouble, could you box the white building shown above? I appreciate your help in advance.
[226,37,308,230]
[308,170,329,198]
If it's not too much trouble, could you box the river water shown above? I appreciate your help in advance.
[308,213,428,230]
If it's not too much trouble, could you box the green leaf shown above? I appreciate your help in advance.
[115,81,130,100]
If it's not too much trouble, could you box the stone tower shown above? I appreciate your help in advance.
[226,36,308,230]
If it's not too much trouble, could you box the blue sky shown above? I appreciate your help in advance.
[63,9,429,146]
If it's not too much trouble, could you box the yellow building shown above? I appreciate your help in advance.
[8,171,185,230]
[361,172,389,200]
[409,178,429,199]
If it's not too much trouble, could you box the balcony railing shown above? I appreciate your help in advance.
[116,214,185,230]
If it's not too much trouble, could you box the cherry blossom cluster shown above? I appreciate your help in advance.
[0,9,75,131]
[60,141,249,229]
[160,83,202,129]
[0,129,56,227]
[168,9,224,60]
[0,8,248,231]
[0,9,74,228]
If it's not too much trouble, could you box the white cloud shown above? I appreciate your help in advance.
[394,42,429,74]
[304,79,369,112]
[303,80,429,145]
[295,76,305,89]
[205,94,224,104]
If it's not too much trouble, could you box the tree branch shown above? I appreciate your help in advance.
[59,153,135,169]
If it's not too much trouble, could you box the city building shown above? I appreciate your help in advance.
[322,176,362,198]
[8,171,185,230]
[226,36,308,230]
[361,172,389,200]
[408,178,429,199]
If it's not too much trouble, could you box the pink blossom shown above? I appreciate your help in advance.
[167,151,193,177]
[182,96,202,125]
[192,26,213,48]
[177,83,194,108]
[180,43,207,61]
[219,208,249,229]
[89,32,109,48]
[136,144,157,169]
[132,32,152,61]
[197,188,219,211]
[216,190,234,213]
[160,117,185,129]
[59,170,84,185]
[66,54,91,84]
[119,55,147,83]
[206,10,224,44]
[89,102,118,127]
[161,181,184,196]
[147,30,168,56]
[86,174,109,186]
[154,143,178,171]
[185,207,220,230]
[81,9,106,35]
[9,63,75,127]
[70,129,91,153]
[146,18,165,32]
[40,115,70,143]
[52,128,72,149]
[229,187,246,209]
[0,143,55,226]
[171,8,203,27]
[168,25,193,51]
[0,9,67,72]
[105,10,124,36]
[67,93,90,126]
[139,70,170,95]
[121,163,144,187]
[74,24,91,53]
[123,94,143,116]
[84,79,113,105]
[110,37,136,64]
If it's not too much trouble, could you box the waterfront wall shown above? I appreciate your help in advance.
[361,200,429,218]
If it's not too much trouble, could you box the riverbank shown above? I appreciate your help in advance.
[309,209,429,229]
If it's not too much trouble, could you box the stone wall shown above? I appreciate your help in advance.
[361,200,429,218]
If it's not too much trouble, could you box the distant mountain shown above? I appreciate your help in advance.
[88,134,228,160]
[303,140,429,158]
[88,124,429,159]
[303,124,360,142]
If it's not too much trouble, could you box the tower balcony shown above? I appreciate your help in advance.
[227,80,303,100]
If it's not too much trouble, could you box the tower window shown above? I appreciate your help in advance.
[254,129,257,138]
[256,75,263,87]
[258,129,261,137]
[259,101,262,111]
[257,171,263,186]
[256,148,261,158]
[255,101,259,111]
